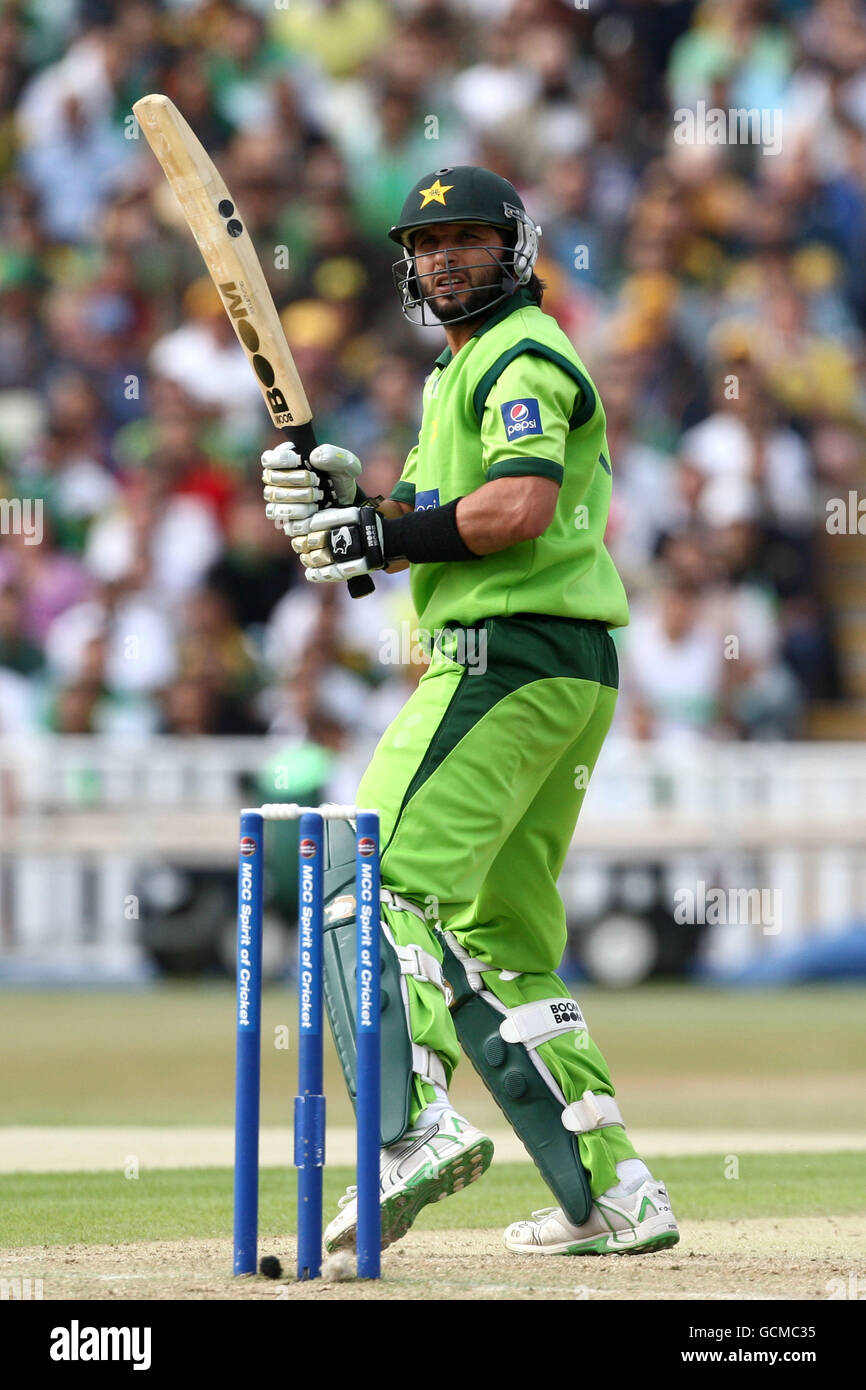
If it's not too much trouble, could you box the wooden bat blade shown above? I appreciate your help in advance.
[133,93,374,598]
[133,93,312,434]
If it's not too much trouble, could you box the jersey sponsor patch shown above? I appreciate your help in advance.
[415,488,440,511]
[501,397,543,439]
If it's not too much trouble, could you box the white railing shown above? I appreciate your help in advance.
[0,735,864,981]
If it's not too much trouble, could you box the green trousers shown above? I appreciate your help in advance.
[356,614,639,1198]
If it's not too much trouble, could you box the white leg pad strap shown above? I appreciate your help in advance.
[562,1090,624,1134]
[378,893,448,998]
[394,942,447,996]
[412,1043,448,1090]
[378,914,449,1092]
[381,888,427,920]
[440,929,495,993]
[499,998,588,1050]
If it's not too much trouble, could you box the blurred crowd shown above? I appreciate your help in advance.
[0,0,864,766]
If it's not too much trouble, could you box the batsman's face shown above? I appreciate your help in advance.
[412,222,506,321]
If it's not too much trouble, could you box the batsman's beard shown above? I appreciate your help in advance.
[418,248,506,324]
[428,276,504,324]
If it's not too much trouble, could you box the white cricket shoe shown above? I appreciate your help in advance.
[504,1178,679,1256]
[324,1108,493,1255]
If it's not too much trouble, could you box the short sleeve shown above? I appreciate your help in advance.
[390,443,418,507]
[479,354,583,486]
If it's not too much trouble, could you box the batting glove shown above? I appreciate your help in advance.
[291,504,386,583]
[261,442,362,537]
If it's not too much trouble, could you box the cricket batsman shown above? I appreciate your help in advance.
[261,167,680,1257]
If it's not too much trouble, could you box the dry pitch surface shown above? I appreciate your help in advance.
[4,1218,864,1302]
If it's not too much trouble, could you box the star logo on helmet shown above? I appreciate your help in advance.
[418,178,453,209]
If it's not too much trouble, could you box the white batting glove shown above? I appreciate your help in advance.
[262,441,321,535]
[261,441,362,538]
[309,444,363,505]
[291,505,386,583]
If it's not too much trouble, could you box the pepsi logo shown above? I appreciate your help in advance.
[357,837,377,858]
[501,397,542,438]
[240,837,256,857]
[299,838,317,859]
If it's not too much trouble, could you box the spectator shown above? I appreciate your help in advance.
[271,0,392,81]
[175,585,259,704]
[17,95,133,243]
[619,574,730,743]
[0,666,37,733]
[160,674,262,735]
[205,486,301,631]
[147,278,263,438]
[0,584,43,676]
[0,524,92,644]
[679,354,816,535]
[0,0,858,759]
[84,459,223,601]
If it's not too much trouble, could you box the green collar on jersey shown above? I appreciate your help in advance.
[432,287,536,368]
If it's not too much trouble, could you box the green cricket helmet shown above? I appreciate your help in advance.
[389,166,542,325]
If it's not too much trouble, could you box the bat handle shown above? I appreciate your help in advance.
[285,423,375,599]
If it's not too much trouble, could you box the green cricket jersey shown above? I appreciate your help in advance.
[391,287,629,631]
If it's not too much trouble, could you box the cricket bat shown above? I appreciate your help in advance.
[132,93,374,598]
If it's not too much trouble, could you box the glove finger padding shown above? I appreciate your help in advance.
[262,464,322,489]
[292,525,326,559]
[305,558,371,582]
[297,538,334,568]
[266,505,319,528]
[281,516,316,537]
[308,444,362,508]
[262,450,322,527]
[263,485,320,505]
[309,444,362,478]
[261,443,302,470]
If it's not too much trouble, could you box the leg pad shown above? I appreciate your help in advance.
[437,930,593,1227]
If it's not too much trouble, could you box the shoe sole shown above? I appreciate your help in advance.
[505,1224,680,1257]
[326,1136,494,1256]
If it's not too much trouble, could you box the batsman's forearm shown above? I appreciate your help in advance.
[455,476,559,552]
[372,498,411,570]
[374,498,413,520]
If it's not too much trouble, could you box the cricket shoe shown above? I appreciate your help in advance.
[504,1178,679,1256]
[324,1108,493,1255]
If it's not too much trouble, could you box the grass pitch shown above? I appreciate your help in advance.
[3,984,865,1131]
[1,1153,864,1249]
